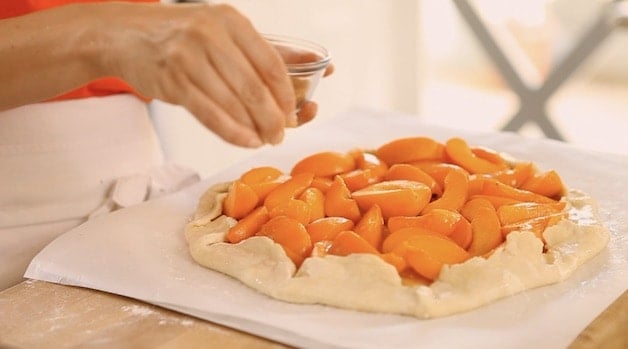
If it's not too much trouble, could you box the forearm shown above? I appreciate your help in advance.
[0,4,111,110]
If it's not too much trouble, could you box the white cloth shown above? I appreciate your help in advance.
[0,95,199,289]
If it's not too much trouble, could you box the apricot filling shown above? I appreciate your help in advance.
[222,136,567,283]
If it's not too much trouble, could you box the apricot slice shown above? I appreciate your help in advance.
[520,170,565,199]
[387,209,462,236]
[298,187,325,222]
[384,163,442,196]
[291,151,356,177]
[413,163,466,189]
[491,162,535,188]
[416,209,464,235]
[324,176,362,222]
[226,206,270,244]
[248,179,286,202]
[471,146,508,167]
[352,180,432,219]
[310,176,333,193]
[328,231,379,256]
[354,150,389,172]
[501,212,567,240]
[306,216,355,244]
[398,234,471,281]
[340,168,385,192]
[496,201,566,226]
[223,180,260,220]
[382,226,442,254]
[387,216,425,234]
[354,204,385,249]
[399,269,432,285]
[340,151,389,192]
[445,137,508,174]
[421,167,468,213]
[467,175,488,197]
[449,217,473,250]
[240,166,287,201]
[468,194,521,209]
[268,198,312,225]
[379,252,408,273]
[264,172,314,210]
[480,178,557,204]
[240,166,283,185]
[462,198,503,256]
[375,137,445,165]
[311,240,333,257]
[256,216,312,266]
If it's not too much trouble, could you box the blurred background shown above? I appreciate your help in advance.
[153,0,628,178]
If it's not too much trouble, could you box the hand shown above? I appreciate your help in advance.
[295,64,334,126]
[105,2,299,148]
[271,45,334,126]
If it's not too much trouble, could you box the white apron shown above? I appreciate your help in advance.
[0,95,198,289]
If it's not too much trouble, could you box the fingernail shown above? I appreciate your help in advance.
[270,130,284,145]
[247,136,264,148]
[287,112,298,128]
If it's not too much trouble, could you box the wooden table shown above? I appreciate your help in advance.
[0,280,289,349]
[1,280,626,349]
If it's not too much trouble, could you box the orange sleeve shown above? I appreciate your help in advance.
[0,0,158,18]
[49,77,152,103]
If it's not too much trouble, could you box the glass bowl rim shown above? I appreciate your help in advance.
[263,33,332,74]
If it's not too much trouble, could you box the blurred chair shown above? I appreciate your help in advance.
[452,0,628,140]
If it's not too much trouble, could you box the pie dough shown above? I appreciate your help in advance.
[184,181,609,319]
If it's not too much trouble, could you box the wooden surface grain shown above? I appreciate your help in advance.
[1,280,625,349]
[0,280,290,349]
[568,290,627,349]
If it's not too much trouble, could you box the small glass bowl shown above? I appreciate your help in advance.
[264,34,331,110]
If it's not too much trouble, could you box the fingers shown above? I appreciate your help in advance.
[203,36,286,144]
[154,49,263,147]
[199,4,296,144]
[324,63,335,77]
[187,55,257,132]
[228,22,297,126]
[183,75,265,148]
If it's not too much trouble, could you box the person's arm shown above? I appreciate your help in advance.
[0,4,104,111]
[0,2,299,147]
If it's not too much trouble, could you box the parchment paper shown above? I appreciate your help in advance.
[26,109,628,349]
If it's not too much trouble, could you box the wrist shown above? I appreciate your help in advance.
[69,4,123,79]
[75,2,171,89]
